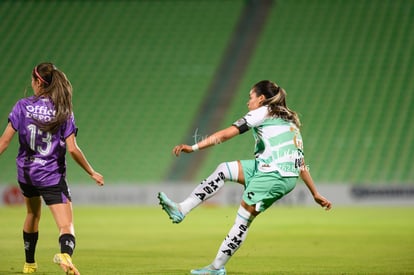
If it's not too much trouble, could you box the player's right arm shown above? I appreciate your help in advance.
[0,123,16,155]
[173,125,240,156]
[173,106,268,156]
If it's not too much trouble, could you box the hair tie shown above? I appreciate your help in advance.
[34,66,49,85]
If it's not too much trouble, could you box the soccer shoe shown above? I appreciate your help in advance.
[157,192,185,224]
[23,262,37,273]
[190,264,227,275]
[53,253,80,275]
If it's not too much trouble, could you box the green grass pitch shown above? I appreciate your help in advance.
[0,205,413,274]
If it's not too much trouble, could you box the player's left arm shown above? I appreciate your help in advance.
[66,133,104,186]
[0,122,16,155]
[300,162,332,210]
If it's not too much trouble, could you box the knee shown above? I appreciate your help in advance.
[26,211,41,221]
[215,162,231,181]
[216,161,239,182]
[241,200,259,216]
[216,162,228,172]
[24,212,41,232]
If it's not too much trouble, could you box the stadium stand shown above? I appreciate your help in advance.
[195,0,414,184]
[0,1,243,183]
[0,0,412,185]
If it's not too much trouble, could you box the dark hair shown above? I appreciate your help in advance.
[252,80,301,127]
[32,62,73,133]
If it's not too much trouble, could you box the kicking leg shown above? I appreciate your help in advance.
[158,161,241,223]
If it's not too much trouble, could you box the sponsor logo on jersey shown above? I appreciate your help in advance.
[25,105,56,122]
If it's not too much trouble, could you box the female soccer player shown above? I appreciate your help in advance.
[0,63,104,274]
[158,80,332,275]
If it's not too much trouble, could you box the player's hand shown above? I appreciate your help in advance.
[91,171,104,186]
[314,193,332,210]
[172,144,193,156]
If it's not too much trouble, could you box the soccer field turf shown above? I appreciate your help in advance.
[0,205,413,274]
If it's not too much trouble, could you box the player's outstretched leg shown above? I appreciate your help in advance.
[163,161,240,220]
[158,192,185,224]
[53,253,80,275]
[190,264,226,275]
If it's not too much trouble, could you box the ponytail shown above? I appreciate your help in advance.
[33,63,73,133]
[253,80,301,128]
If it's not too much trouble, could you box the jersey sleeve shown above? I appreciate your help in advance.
[232,106,268,134]
[8,101,22,131]
[62,113,78,139]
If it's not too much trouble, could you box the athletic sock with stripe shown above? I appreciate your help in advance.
[212,205,255,269]
[179,161,239,215]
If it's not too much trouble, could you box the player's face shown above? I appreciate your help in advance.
[247,90,264,111]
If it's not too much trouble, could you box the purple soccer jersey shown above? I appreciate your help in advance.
[8,96,77,187]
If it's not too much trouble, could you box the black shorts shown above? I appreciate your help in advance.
[19,177,72,205]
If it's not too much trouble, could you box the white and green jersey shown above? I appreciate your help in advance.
[233,106,304,177]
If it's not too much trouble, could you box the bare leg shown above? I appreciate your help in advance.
[48,202,75,236]
[23,196,42,233]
